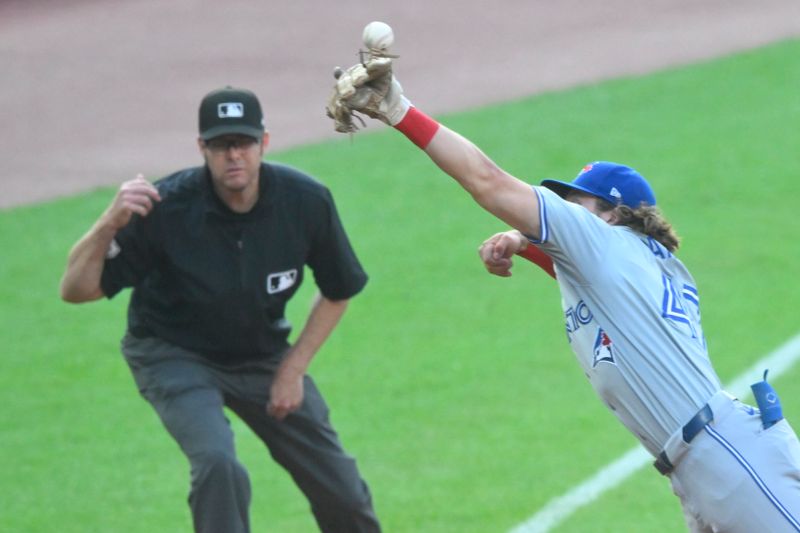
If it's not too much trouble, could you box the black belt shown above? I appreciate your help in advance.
[653,404,714,476]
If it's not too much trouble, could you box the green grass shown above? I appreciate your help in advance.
[2,38,800,532]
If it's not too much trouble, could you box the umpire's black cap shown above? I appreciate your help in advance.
[198,86,265,141]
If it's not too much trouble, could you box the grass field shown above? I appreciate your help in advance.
[1,39,799,532]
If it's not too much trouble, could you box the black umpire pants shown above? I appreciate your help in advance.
[121,333,381,533]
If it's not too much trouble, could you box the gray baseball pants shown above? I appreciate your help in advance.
[668,391,800,532]
[121,333,381,533]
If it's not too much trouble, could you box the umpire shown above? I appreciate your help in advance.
[60,86,381,533]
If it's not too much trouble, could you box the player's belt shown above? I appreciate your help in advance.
[653,403,714,476]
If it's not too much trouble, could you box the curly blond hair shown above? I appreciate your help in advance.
[596,199,681,252]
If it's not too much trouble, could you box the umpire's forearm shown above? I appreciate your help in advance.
[59,220,116,303]
[280,293,349,376]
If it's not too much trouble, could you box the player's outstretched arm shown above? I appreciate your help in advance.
[335,78,542,237]
[420,123,541,237]
[327,22,542,239]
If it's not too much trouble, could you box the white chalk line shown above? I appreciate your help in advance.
[509,331,800,533]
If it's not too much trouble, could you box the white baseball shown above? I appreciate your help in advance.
[362,21,394,51]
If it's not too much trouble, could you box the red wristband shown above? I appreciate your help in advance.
[394,107,441,149]
[517,245,557,279]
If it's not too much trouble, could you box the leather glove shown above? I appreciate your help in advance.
[326,54,410,132]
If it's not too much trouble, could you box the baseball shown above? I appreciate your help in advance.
[362,21,394,51]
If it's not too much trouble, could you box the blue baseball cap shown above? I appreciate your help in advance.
[541,161,656,208]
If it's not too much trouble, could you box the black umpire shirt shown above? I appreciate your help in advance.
[100,162,368,365]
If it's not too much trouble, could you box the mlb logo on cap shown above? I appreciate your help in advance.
[218,102,244,118]
[541,161,657,208]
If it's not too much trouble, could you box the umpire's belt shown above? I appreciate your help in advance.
[653,403,714,476]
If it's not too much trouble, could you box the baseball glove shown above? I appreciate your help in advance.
[326,54,408,132]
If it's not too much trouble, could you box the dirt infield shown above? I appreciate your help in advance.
[2,0,799,208]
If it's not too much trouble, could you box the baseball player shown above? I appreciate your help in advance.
[60,86,381,533]
[327,44,800,531]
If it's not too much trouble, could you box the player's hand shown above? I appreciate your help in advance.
[267,361,305,421]
[478,230,527,277]
[101,173,161,230]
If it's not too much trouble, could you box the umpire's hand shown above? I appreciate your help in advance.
[267,361,305,421]
[103,173,161,230]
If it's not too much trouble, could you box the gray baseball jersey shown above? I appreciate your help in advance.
[529,186,721,455]
[527,186,800,531]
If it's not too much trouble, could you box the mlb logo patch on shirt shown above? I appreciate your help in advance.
[218,102,244,118]
[267,269,297,294]
[106,238,121,259]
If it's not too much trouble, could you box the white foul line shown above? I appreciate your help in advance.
[509,331,800,533]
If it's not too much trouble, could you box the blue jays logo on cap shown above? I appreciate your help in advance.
[541,161,657,208]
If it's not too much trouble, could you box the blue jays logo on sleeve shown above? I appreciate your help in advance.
[266,269,297,294]
[592,328,616,367]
